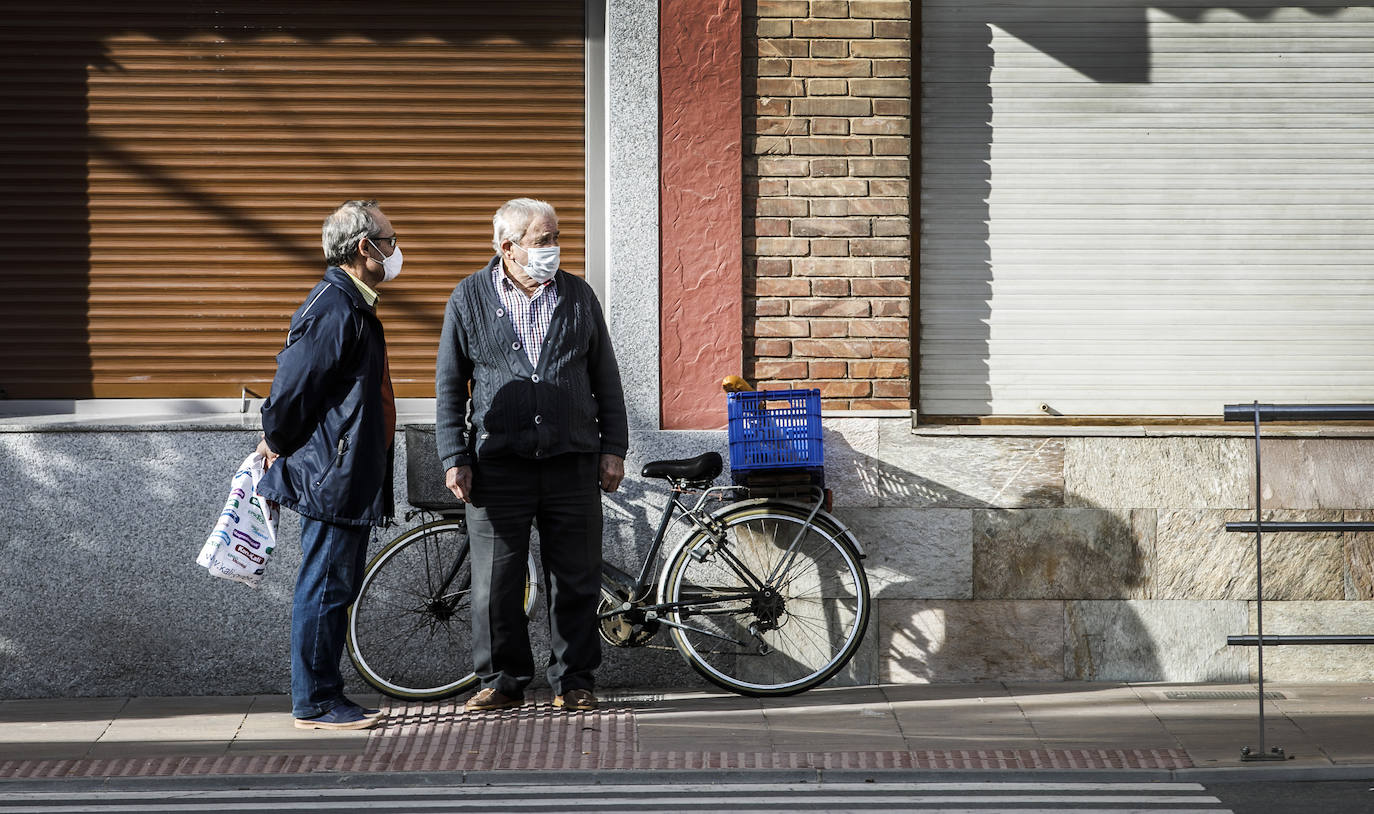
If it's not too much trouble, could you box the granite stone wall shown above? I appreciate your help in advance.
[2,420,1369,698]
[835,425,1374,685]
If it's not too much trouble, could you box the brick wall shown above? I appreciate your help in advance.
[743,0,912,410]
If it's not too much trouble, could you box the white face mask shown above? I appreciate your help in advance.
[516,243,559,283]
[369,240,403,282]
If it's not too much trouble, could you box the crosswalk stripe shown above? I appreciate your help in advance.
[0,781,1212,800]
[0,782,1234,814]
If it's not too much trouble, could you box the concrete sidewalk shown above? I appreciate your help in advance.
[2,682,1373,782]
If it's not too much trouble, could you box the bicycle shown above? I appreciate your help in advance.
[347,414,870,700]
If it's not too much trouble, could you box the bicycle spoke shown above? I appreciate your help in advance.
[663,506,869,696]
[347,521,485,700]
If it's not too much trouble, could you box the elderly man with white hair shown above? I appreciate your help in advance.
[256,199,402,731]
[435,197,628,713]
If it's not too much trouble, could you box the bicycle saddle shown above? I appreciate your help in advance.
[640,451,722,482]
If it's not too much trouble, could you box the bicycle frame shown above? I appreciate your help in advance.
[597,480,834,648]
[599,482,739,605]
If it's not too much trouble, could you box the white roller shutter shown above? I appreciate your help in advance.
[920,1,1374,417]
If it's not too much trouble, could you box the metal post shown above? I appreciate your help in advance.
[1241,400,1285,761]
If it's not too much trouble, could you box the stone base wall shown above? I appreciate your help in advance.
[835,422,1374,684]
[2,420,1371,698]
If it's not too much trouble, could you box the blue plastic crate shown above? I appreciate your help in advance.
[727,388,824,475]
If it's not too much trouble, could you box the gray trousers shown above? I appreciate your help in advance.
[465,452,603,697]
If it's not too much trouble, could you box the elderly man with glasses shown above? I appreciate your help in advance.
[435,197,628,713]
[255,199,402,730]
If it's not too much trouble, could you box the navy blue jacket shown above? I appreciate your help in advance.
[435,258,628,469]
[257,266,394,527]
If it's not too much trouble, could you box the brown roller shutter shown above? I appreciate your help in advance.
[0,2,585,399]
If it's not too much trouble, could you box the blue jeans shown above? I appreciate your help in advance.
[291,516,370,719]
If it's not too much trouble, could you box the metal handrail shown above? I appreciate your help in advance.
[1221,401,1374,762]
[1223,403,1374,422]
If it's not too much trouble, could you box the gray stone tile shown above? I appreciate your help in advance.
[1154,510,1345,600]
[882,682,1013,704]
[770,734,910,752]
[1012,686,1177,748]
[87,740,231,759]
[1172,718,1321,767]
[829,429,1063,509]
[1064,600,1249,682]
[1269,682,1374,712]
[0,697,124,759]
[0,740,94,761]
[762,704,898,729]
[638,733,774,751]
[892,703,1036,748]
[761,685,889,708]
[632,692,758,709]
[97,696,250,746]
[1065,437,1250,509]
[229,695,370,754]
[1256,438,1374,510]
[835,508,972,600]
[117,695,256,718]
[1247,602,1374,681]
[974,508,1154,600]
[1342,513,1374,600]
[878,599,1065,683]
[0,696,127,723]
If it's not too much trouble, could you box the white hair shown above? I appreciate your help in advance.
[492,198,557,253]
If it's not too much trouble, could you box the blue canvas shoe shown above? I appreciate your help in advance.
[342,697,386,720]
[294,704,381,731]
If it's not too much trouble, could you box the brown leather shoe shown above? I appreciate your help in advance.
[553,688,597,711]
[464,688,523,712]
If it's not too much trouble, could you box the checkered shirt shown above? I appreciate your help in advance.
[492,262,559,368]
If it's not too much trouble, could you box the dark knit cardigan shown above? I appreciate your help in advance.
[435,257,629,470]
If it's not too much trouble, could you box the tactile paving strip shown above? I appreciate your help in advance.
[0,694,1194,778]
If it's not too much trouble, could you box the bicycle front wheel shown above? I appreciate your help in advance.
[346,519,536,702]
[660,503,870,696]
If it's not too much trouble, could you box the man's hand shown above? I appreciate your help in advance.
[599,454,625,494]
[255,437,280,469]
[446,465,474,502]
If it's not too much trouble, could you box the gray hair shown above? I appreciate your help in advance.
[322,199,382,267]
[492,198,556,253]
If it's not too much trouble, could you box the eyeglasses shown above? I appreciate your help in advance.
[370,235,398,249]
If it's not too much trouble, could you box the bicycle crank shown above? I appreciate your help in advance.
[596,595,660,647]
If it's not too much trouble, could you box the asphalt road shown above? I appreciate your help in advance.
[1209,779,1374,814]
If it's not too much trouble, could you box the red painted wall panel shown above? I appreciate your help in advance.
[659,0,743,429]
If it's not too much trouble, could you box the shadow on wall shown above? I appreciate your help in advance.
[827,433,1241,685]
[922,2,1358,416]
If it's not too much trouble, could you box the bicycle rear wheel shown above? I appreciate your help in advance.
[660,502,870,696]
[346,518,536,701]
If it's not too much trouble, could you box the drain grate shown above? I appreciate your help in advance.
[1163,691,1286,700]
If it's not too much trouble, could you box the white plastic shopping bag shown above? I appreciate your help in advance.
[197,451,279,588]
